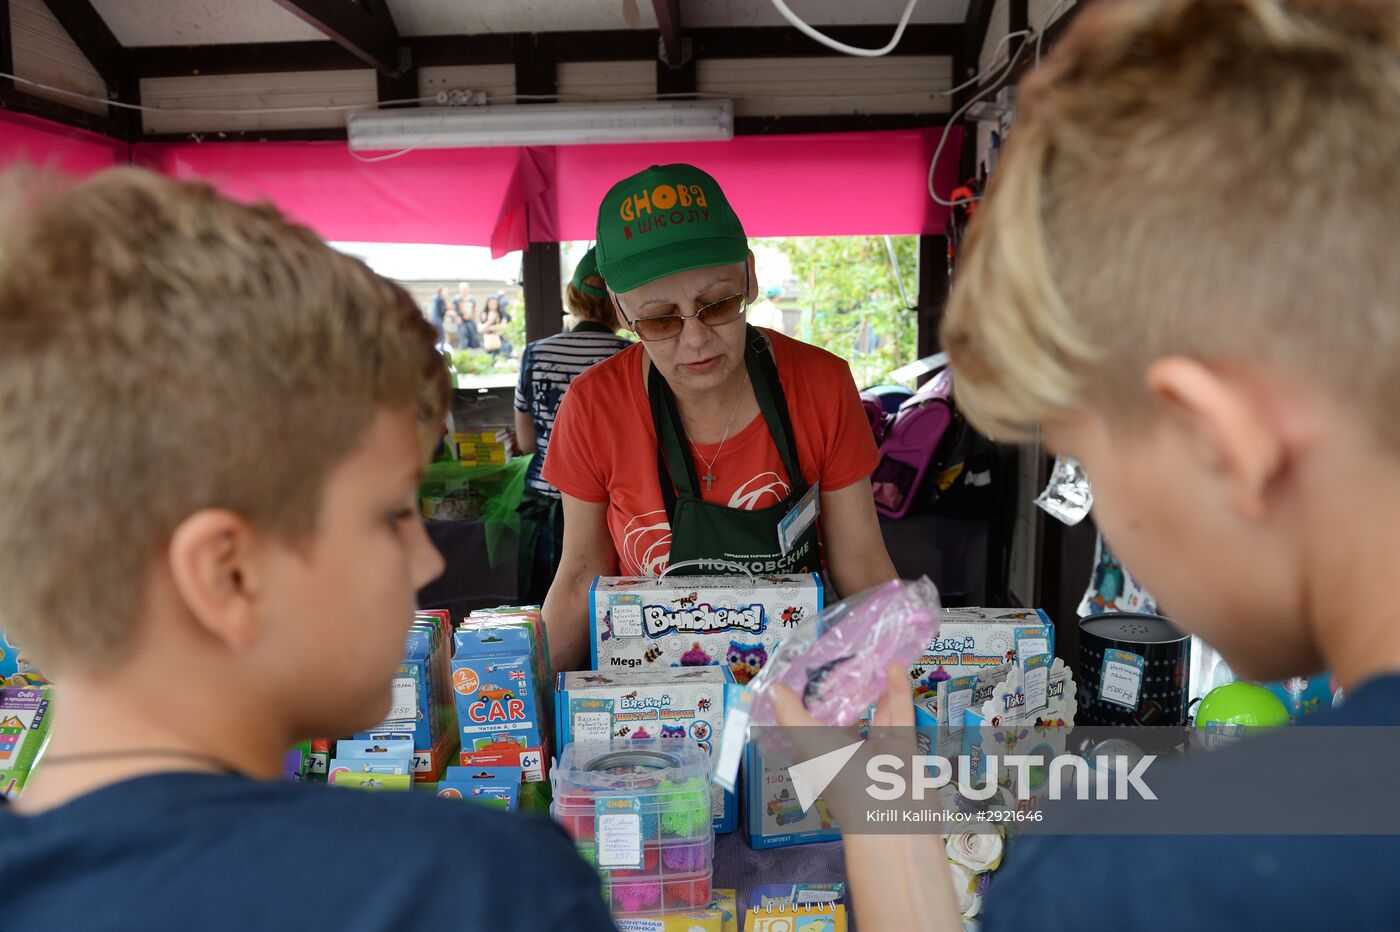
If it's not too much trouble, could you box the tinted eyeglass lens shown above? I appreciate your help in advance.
[635,315,684,341]
[698,294,746,327]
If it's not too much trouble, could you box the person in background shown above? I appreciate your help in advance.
[514,248,630,603]
[774,1,1400,929]
[0,168,615,931]
[457,299,482,351]
[429,286,449,340]
[747,285,784,333]
[437,308,462,356]
[481,296,512,360]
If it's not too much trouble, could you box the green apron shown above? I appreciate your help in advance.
[649,325,820,576]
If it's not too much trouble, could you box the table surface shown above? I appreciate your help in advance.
[713,832,856,929]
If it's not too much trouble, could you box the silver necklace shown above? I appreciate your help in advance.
[691,370,750,493]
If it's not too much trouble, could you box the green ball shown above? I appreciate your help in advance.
[1197,682,1290,729]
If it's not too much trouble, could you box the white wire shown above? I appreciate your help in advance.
[927,35,1030,207]
[768,0,920,57]
[933,30,1031,97]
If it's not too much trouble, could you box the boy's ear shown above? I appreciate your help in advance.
[1145,357,1285,520]
[167,509,263,651]
[746,251,759,303]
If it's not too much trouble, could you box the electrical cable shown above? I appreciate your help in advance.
[767,0,920,58]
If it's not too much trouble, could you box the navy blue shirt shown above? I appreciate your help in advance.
[0,772,616,931]
[986,674,1400,931]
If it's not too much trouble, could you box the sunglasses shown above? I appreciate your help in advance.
[614,268,750,342]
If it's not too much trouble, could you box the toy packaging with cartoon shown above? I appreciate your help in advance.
[908,607,1055,724]
[555,666,737,832]
[436,764,523,810]
[452,611,551,782]
[353,609,458,781]
[589,573,824,682]
[0,687,52,799]
[0,629,47,689]
[552,739,715,917]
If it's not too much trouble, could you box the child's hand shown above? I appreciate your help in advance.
[769,662,916,823]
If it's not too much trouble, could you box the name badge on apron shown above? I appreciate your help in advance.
[777,481,820,557]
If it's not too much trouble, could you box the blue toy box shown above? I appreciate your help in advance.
[555,666,737,833]
[452,621,547,761]
[354,609,456,781]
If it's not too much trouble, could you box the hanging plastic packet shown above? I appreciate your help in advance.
[1034,455,1093,525]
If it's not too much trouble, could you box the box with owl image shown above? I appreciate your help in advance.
[555,666,738,832]
[588,573,825,684]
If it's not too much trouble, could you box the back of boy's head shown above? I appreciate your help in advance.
[943,0,1400,444]
[0,167,448,673]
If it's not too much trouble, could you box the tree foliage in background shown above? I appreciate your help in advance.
[766,235,920,389]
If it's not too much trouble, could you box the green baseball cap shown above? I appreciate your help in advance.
[594,163,748,294]
[570,246,607,298]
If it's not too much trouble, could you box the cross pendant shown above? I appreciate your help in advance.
[703,471,716,493]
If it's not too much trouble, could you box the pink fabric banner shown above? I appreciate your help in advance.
[130,141,524,247]
[544,127,962,242]
[0,110,126,176]
[9,110,962,246]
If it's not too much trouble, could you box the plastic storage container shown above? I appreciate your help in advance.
[552,740,715,916]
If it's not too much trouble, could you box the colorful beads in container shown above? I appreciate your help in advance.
[552,739,714,917]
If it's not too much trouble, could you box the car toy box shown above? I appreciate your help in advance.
[452,620,547,780]
[908,608,1054,725]
[589,574,824,685]
[355,609,457,781]
[555,667,737,832]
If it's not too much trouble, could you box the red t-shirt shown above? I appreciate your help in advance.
[542,329,879,576]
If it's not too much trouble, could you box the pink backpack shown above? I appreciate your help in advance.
[871,370,956,520]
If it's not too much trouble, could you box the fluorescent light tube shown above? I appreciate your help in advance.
[347,100,734,150]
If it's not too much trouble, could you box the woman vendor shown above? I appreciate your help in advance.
[541,163,898,672]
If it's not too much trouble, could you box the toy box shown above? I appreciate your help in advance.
[355,609,458,781]
[0,687,52,799]
[555,667,737,833]
[590,574,824,681]
[0,629,47,689]
[552,740,715,918]
[908,608,1054,724]
[452,615,550,782]
[742,745,842,850]
[438,765,522,810]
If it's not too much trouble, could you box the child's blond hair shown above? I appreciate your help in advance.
[0,168,448,671]
[943,0,1400,444]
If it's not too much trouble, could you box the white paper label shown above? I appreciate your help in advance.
[1024,665,1049,715]
[947,689,973,733]
[610,595,643,638]
[573,711,613,743]
[596,810,643,868]
[1018,638,1049,660]
[1101,660,1143,709]
[386,676,417,722]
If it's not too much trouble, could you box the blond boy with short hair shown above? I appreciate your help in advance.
[0,169,614,930]
[774,0,1400,927]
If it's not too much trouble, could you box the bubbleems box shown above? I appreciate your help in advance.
[0,687,52,799]
[355,609,457,781]
[555,667,737,832]
[452,615,549,782]
[908,607,1054,724]
[590,573,824,682]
